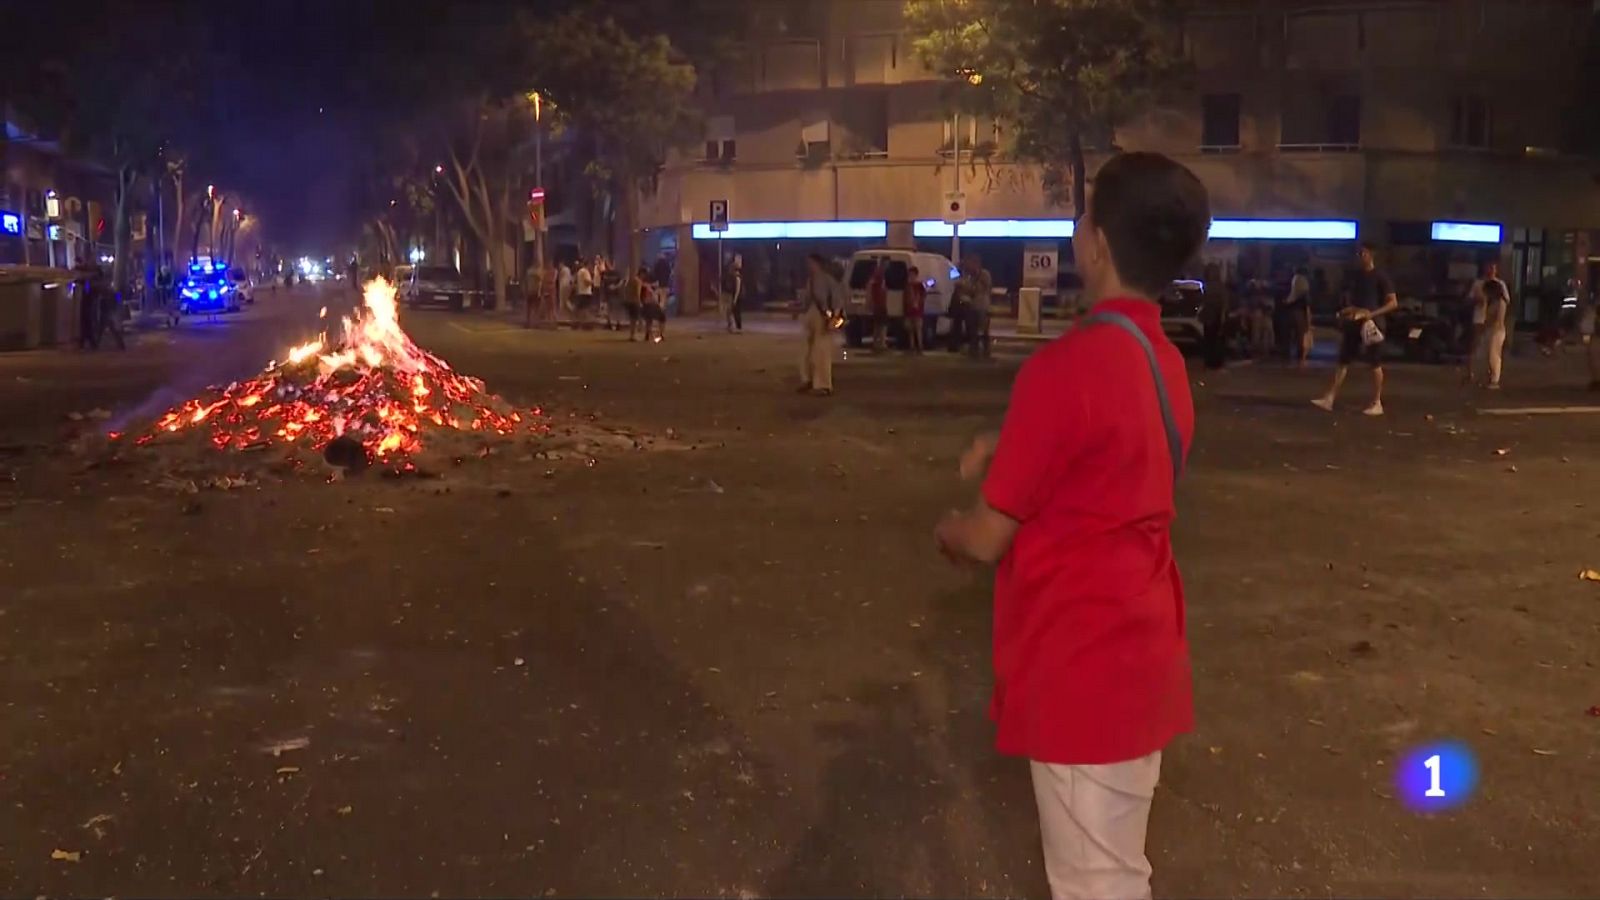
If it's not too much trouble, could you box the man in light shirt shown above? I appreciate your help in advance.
[575,258,596,326]
[1464,260,1510,387]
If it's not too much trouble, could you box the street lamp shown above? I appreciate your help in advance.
[409,248,425,264]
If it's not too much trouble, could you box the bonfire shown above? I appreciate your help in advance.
[115,276,541,473]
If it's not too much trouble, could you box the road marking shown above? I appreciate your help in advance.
[1479,405,1600,416]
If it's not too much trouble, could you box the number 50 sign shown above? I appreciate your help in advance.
[1022,242,1058,290]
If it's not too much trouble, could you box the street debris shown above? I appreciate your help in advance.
[1579,570,1600,582]
[276,765,301,775]
[513,657,526,667]
[81,813,114,839]
[260,736,310,756]
[1532,748,1558,756]
[51,849,82,863]
[1586,706,1600,717]
[1494,448,1511,457]
[337,805,354,815]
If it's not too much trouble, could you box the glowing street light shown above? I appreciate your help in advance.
[409,248,425,264]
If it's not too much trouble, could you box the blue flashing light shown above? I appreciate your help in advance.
[692,220,888,240]
[0,211,20,235]
[1431,221,1502,244]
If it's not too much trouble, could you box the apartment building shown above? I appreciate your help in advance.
[641,0,1600,321]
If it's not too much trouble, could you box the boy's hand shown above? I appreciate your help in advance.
[959,433,998,481]
[934,510,967,564]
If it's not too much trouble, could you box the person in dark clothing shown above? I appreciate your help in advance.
[76,267,101,350]
[724,255,744,333]
[651,255,673,306]
[1313,243,1398,416]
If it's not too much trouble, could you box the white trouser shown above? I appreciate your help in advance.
[1030,751,1163,900]
[1485,323,1507,385]
[800,305,834,391]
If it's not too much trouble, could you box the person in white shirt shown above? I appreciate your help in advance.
[1465,260,1511,388]
[557,262,575,317]
[575,259,596,324]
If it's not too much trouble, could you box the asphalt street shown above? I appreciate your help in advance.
[1,283,1598,897]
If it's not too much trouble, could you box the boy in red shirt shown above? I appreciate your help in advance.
[935,152,1209,900]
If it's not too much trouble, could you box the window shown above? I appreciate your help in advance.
[762,41,822,91]
[941,115,1002,155]
[1280,91,1360,150]
[1328,95,1361,146]
[798,112,830,161]
[850,34,896,85]
[839,91,889,158]
[704,115,736,163]
[1200,93,1242,150]
[1450,95,1491,148]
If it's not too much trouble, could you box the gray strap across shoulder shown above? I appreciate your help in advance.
[1079,311,1184,485]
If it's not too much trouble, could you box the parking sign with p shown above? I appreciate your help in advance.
[709,200,729,233]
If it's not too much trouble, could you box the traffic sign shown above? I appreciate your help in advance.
[943,190,967,225]
[709,199,729,233]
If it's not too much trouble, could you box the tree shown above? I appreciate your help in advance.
[532,9,702,267]
[905,0,1189,217]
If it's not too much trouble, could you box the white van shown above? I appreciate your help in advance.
[844,249,958,347]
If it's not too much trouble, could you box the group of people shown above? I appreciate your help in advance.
[543,254,673,341]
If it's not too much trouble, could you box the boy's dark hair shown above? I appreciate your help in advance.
[1484,279,1507,300]
[1089,152,1211,297]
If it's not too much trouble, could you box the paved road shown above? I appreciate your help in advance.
[1,295,1598,897]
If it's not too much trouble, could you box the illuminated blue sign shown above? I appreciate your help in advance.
[1209,219,1358,241]
[914,219,1076,239]
[912,218,1359,241]
[0,211,20,235]
[1430,221,1502,244]
[691,220,887,240]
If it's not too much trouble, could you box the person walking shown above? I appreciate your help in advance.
[868,259,889,351]
[797,253,840,396]
[76,264,101,350]
[652,254,673,307]
[574,256,596,326]
[935,151,1206,900]
[557,260,574,320]
[1464,260,1510,387]
[963,254,994,358]
[625,266,647,342]
[639,267,667,343]
[904,264,927,354]
[1479,279,1510,389]
[1282,266,1312,367]
[724,254,745,333]
[1313,242,1398,416]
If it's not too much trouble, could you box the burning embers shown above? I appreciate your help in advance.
[119,277,541,471]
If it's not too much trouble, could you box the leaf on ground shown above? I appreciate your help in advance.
[51,849,81,862]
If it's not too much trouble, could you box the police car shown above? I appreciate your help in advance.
[179,258,242,315]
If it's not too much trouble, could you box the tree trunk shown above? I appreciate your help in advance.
[111,165,135,294]
[170,172,184,260]
[1069,130,1087,221]
[473,170,506,311]
[623,172,643,272]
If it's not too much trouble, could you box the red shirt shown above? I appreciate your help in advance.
[905,280,926,317]
[981,298,1194,765]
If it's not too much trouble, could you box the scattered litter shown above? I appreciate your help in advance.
[1493,448,1511,457]
[1481,728,1498,736]
[276,766,301,775]
[1505,465,1518,474]
[1587,706,1600,718]
[630,540,666,550]
[336,805,353,816]
[51,849,81,863]
[1349,640,1375,657]
[513,657,525,667]
[707,478,725,494]
[81,813,114,839]
[558,375,582,381]
[1208,746,1223,755]
[260,736,310,756]
[1580,570,1600,582]
[1531,748,1558,756]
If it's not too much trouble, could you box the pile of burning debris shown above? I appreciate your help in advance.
[107,276,545,477]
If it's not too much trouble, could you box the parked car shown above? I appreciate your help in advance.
[404,265,479,310]
[228,268,255,305]
[843,249,958,347]
[1159,279,1207,344]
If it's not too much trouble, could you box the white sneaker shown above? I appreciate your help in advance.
[1311,395,1335,412]
[1363,401,1385,416]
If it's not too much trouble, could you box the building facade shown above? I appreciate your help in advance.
[642,0,1600,323]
